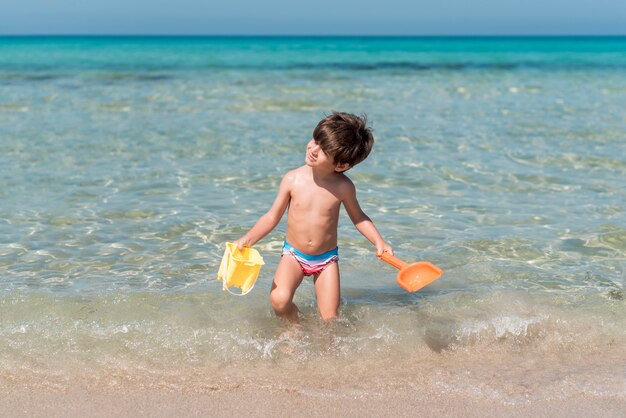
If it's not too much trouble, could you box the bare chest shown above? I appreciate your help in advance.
[289,182,342,214]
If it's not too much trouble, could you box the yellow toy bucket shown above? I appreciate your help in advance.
[217,242,264,296]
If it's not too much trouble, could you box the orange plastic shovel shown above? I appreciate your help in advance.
[378,252,443,292]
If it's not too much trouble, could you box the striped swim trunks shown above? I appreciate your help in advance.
[282,241,339,276]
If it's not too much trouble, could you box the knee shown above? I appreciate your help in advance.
[270,288,293,313]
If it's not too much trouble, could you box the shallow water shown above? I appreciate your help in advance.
[1,36,625,401]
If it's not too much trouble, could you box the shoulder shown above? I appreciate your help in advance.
[335,173,356,198]
[280,166,305,189]
[283,166,306,182]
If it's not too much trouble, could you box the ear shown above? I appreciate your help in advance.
[335,162,351,172]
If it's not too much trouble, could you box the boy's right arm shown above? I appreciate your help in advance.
[233,173,292,249]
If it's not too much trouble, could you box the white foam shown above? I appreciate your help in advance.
[456,314,548,342]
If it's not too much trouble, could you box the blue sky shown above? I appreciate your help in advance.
[1,0,625,35]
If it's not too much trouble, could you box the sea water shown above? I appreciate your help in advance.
[1,36,625,401]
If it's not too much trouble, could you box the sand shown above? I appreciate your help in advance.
[2,383,625,417]
[2,349,624,417]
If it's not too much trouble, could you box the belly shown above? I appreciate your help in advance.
[285,211,339,255]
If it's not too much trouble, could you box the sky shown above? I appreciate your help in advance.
[1,0,625,35]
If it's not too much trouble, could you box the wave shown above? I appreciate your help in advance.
[1,290,624,401]
[2,60,626,80]
[1,289,623,362]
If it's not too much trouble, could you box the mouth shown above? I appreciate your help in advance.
[307,152,316,162]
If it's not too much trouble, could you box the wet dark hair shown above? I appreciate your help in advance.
[312,112,374,169]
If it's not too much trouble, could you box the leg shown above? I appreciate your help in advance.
[313,262,340,321]
[270,254,305,321]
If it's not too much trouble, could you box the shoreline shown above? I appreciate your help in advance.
[3,384,625,418]
[2,343,624,415]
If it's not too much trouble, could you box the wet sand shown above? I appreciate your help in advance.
[2,382,625,418]
[2,348,625,417]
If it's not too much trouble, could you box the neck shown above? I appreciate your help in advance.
[308,165,339,180]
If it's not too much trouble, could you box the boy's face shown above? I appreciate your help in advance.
[305,139,350,172]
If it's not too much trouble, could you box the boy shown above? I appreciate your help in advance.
[234,112,393,321]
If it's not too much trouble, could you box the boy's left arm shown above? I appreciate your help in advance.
[342,181,393,256]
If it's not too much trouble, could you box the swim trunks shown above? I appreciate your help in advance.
[282,241,339,276]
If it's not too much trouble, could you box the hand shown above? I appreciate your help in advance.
[376,242,394,257]
[233,236,252,250]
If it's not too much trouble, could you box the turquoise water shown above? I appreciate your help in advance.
[1,37,625,400]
